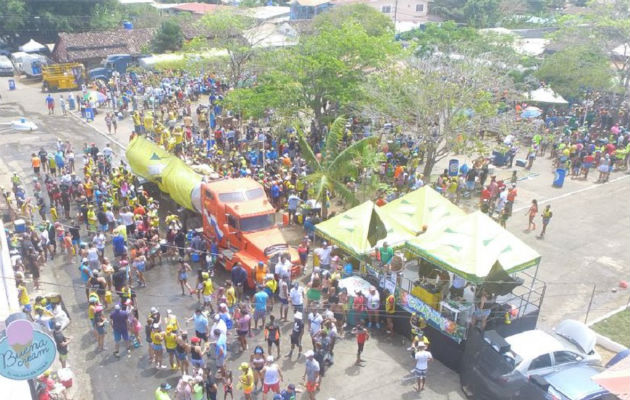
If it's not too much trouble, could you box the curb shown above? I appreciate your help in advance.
[588,305,629,353]
[67,110,127,151]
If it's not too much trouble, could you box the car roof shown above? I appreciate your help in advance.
[506,330,564,361]
[545,365,606,400]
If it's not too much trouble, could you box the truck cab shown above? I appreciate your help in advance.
[88,54,135,82]
[200,177,300,288]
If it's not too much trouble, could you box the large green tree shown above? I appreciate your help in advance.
[225,4,397,130]
[151,20,184,53]
[365,57,510,179]
[536,45,614,100]
[198,10,264,88]
[546,0,630,106]
[0,0,160,46]
[431,0,502,28]
[297,116,378,218]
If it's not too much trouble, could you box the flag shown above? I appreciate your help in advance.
[367,206,387,247]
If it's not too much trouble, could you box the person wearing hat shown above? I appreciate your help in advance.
[150,323,166,368]
[279,383,297,400]
[302,350,320,400]
[255,261,267,286]
[52,322,71,368]
[238,362,255,400]
[252,285,269,330]
[154,382,172,400]
[351,323,369,365]
[262,355,283,399]
[164,325,179,370]
[413,341,433,392]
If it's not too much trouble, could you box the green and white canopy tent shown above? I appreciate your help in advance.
[379,186,465,235]
[404,211,541,284]
[314,201,412,258]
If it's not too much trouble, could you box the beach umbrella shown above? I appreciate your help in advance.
[521,106,542,119]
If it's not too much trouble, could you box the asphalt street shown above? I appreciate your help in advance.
[0,76,628,400]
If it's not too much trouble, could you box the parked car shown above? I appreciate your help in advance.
[460,320,601,400]
[512,365,615,400]
[0,55,15,76]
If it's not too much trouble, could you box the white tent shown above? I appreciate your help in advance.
[523,87,568,104]
[19,39,46,53]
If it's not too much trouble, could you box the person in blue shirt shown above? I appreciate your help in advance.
[112,233,126,258]
[188,309,209,342]
[214,329,227,371]
[252,286,269,330]
[270,183,280,209]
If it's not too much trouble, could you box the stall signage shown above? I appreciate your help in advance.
[0,317,57,380]
[396,289,464,343]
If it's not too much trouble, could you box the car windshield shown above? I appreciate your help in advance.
[240,214,275,232]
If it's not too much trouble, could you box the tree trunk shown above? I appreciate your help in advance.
[422,146,437,183]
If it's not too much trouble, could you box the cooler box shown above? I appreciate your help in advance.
[14,219,26,233]
[515,159,527,168]
[191,252,200,262]
[58,368,73,388]
[282,213,289,226]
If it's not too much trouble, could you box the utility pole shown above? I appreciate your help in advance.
[393,0,399,28]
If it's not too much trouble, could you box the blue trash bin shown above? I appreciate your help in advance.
[68,96,75,110]
[448,159,459,176]
[553,168,566,188]
[8,79,15,90]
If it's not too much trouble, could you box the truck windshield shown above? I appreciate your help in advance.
[219,188,265,203]
[240,214,275,232]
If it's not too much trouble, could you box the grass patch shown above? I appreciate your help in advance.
[592,308,630,348]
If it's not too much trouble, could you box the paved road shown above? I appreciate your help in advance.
[1,76,628,400]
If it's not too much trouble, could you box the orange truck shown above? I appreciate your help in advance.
[125,137,300,288]
[199,178,300,287]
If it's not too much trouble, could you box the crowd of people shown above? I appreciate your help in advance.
[4,67,628,400]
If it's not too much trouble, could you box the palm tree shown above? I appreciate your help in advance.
[297,116,379,219]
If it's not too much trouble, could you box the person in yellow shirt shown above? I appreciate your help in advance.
[151,324,166,368]
[385,290,395,336]
[144,112,154,133]
[164,326,178,370]
[202,274,214,312]
[225,281,236,311]
[17,279,30,311]
[86,206,97,232]
[238,362,254,400]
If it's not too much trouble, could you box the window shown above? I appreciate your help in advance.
[218,191,246,202]
[528,354,552,371]
[240,214,275,232]
[416,3,424,12]
[381,5,391,13]
[245,188,265,200]
[553,351,582,365]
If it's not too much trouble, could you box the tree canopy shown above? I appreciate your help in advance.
[0,0,160,46]
[151,20,184,53]
[224,4,398,129]
[364,56,510,178]
[430,0,502,28]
